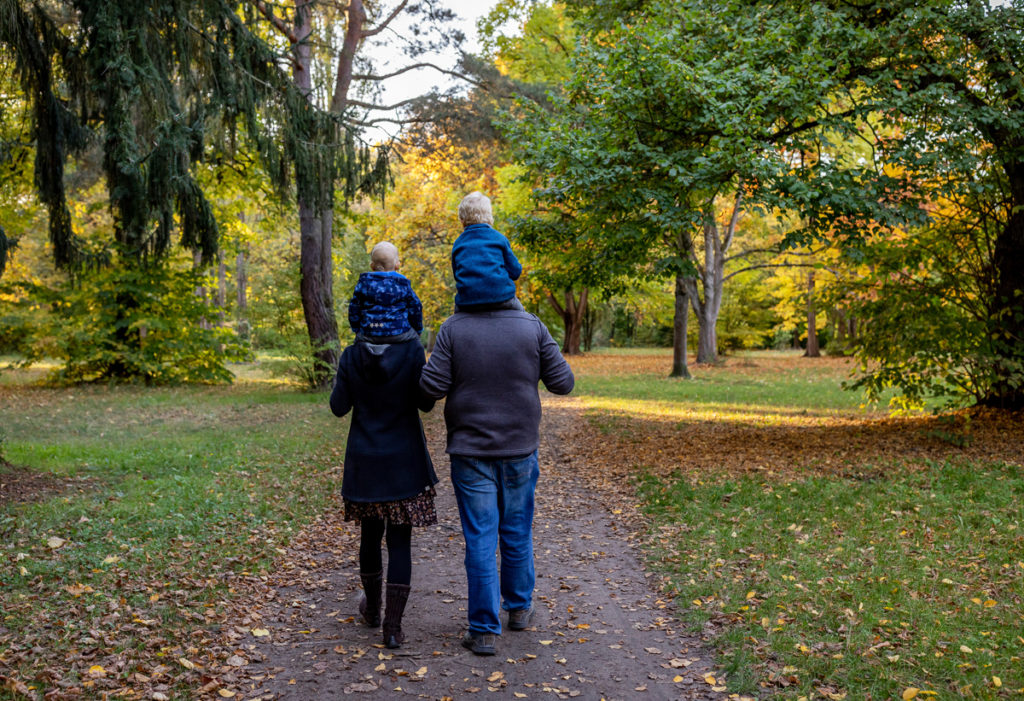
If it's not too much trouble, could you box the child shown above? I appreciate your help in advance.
[451,192,523,311]
[331,244,436,650]
[348,241,423,340]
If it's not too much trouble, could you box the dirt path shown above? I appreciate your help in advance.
[243,397,726,700]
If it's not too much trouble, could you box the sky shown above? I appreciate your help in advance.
[360,0,502,141]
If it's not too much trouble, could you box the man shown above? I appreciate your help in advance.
[420,194,574,656]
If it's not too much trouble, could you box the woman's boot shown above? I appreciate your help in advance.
[382,583,411,649]
[359,570,383,627]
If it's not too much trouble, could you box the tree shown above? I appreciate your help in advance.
[0,0,386,382]
[762,0,1024,408]
[508,0,850,376]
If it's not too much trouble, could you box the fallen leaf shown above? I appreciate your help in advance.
[178,658,195,670]
[415,666,427,676]
[251,628,270,637]
[902,688,919,700]
[46,536,66,549]
[87,665,106,678]
[488,671,504,682]
[644,647,662,654]
[218,691,235,698]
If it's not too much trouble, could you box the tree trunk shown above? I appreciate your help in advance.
[671,273,691,378]
[193,249,210,330]
[235,250,247,313]
[548,288,588,355]
[983,182,1024,408]
[216,256,227,326]
[298,196,340,381]
[291,0,350,386]
[804,270,820,357]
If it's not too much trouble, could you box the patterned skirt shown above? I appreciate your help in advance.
[343,487,437,527]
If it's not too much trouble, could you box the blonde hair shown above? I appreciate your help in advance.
[458,191,494,226]
[370,241,399,271]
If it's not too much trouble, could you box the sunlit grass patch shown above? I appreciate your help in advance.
[639,460,1024,699]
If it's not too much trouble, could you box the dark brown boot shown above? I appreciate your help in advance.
[358,570,383,627]
[382,583,411,649]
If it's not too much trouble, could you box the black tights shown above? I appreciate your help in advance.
[359,518,412,585]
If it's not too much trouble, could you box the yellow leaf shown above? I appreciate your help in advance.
[149,592,160,602]
[673,675,684,683]
[992,677,1001,688]
[18,566,28,576]
[983,599,996,607]
[374,663,386,672]
[514,694,527,699]
[746,591,756,600]
[251,628,270,637]
[87,665,106,678]
[102,555,119,564]
[960,645,973,654]
[539,640,553,645]
[218,690,235,698]
[902,688,919,700]
[415,667,427,676]
[704,674,717,685]
[46,536,66,549]
[692,599,703,607]
[488,671,504,682]
[971,597,982,605]
[178,658,195,670]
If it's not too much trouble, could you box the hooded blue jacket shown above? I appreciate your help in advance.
[348,271,423,338]
[451,223,522,306]
[330,334,437,503]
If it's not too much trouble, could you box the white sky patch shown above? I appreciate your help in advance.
[360,0,500,142]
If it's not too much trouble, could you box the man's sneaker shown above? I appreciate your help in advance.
[461,630,497,656]
[507,605,533,631]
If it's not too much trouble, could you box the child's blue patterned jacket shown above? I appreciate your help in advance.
[348,271,423,338]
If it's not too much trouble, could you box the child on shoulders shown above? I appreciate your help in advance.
[451,192,523,312]
[348,241,423,340]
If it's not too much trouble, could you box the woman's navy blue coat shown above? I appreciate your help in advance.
[330,337,437,503]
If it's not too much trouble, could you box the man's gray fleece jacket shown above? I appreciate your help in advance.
[419,309,574,458]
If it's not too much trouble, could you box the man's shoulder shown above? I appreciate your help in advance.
[442,309,542,330]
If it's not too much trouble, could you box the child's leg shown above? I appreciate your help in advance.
[384,523,412,585]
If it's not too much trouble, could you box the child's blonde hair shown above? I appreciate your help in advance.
[458,191,494,226]
[370,241,399,271]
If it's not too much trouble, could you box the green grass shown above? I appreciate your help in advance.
[638,462,1024,699]
[0,375,346,697]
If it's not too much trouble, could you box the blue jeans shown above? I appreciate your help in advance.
[449,452,539,635]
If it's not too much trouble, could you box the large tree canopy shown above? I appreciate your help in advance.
[0,0,385,274]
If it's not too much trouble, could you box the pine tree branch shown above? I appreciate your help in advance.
[361,0,410,38]
[253,0,300,44]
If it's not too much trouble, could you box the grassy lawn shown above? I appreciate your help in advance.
[0,368,345,699]
[2,350,1022,699]
[567,350,1024,699]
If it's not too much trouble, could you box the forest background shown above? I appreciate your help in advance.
[2,2,1024,699]
[2,0,1022,412]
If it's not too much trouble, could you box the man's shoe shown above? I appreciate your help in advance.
[461,630,497,656]
[507,605,533,631]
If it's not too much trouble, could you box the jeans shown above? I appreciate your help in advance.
[449,451,539,635]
